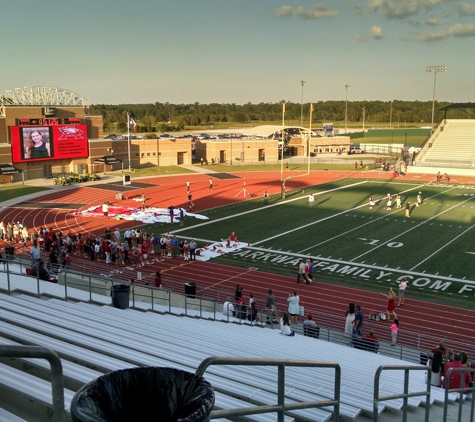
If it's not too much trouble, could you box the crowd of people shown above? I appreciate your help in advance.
[426,341,473,390]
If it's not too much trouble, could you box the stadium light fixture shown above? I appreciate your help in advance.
[300,80,306,127]
[345,85,350,133]
[426,65,447,134]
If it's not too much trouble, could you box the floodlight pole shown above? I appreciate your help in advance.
[300,80,306,127]
[362,107,365,132]
[344,85,350,133]
[389,100,393,129]
[426,65,447,135]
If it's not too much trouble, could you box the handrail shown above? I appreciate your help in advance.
[1,255,474,360]
[443,367,475,422]
[0,345,65,422]
[195,356,340,422]
[373,364,431,422]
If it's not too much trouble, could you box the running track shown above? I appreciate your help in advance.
[2,169,475,353]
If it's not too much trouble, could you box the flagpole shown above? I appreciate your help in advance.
[280,103,285,182]
[127,113,131,172]
[308,103,313,174]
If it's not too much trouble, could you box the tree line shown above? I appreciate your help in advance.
[90,100,475,133]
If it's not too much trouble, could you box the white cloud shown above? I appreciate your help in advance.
[455,1,475,16]
[371,25,385,38]
[275,4,338,20]
[426,17,441,26]
[414,22,475,41]
[366,0,446,20]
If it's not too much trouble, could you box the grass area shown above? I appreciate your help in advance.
[109,165,196,177]
[146,179,475,310]
[0,185,50,202]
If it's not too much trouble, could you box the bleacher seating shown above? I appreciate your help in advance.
[0,265,471,421]
[0,289,466,422]
[418,119,475,167]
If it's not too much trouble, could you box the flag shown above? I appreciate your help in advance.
[129,117,137,132]
[311,103,314,112]
[282,103,286,113]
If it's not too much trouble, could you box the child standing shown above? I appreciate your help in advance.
[390,319,399,346]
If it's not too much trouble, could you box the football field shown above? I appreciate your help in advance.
[173,179,475,308]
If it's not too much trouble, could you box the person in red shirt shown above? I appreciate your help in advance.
[443,353,472,391]
[154,271,162,289]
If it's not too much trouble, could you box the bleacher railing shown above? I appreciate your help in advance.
[1,256,473,362]
[196,356,341,422]
[0,345,66,422]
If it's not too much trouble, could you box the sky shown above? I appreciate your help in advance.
[1,0,474,105]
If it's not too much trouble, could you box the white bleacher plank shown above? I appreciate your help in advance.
[0,336,102,385]
[0,292,445,421]
[0,362,75,412]
[0,408,27,422]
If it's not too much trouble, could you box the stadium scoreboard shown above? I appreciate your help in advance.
[17,118,81,126]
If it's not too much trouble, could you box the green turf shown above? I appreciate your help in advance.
[0,185,50,201]
[148,179,475,310]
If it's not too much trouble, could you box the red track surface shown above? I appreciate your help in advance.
[2,169,475,352]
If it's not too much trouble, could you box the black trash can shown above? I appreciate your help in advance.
[111,284,130,309]
[5,246,14,260]
[184,282,196,298]
[70,367,214,422]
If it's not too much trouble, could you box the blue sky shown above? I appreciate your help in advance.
[1,0,474,104]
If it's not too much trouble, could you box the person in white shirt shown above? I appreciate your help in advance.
[397,277,407,307]
[222,297,234,317]
[280,312,294,336]
[308,195,315,208]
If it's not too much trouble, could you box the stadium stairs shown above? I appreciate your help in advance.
[410,119,475,177]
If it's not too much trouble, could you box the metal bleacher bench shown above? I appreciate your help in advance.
[0,362,75,415]
[0,408,27,422]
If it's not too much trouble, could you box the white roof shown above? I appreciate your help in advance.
[241,125,315,138]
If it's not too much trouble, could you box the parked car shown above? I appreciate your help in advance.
[160,133,175,140]
[197,133,210,140]
[104,134,117,139]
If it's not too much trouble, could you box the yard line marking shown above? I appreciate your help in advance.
[172,180,368,234]
[297,184,430,253]
[350,194,475,262]
[410,223,475,271]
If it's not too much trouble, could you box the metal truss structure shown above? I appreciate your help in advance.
[0,86,90,116]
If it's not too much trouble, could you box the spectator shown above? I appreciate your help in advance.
[431,341,446,356]
[234,284,243,305]
[303,313,318,338]
[390,319,399,346]
[296,259,308,284]
[236,299,247,320]
[443,353,472,391]
[287,291,300,324]
[247,301,260,323]
[445,349,455,364]
[352,305,364,340]
[33,260,51,281]
[344,303,356,338]
[365,329,378,342]
[222,297,234,317]
[280,312,295,336]
[427,350,444,387]
[265,289,278,324]
[305,259,314,282]
[189,239,197,261]
[154,271,162,288]
[263,191,269,205]
[30,242,41,265]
